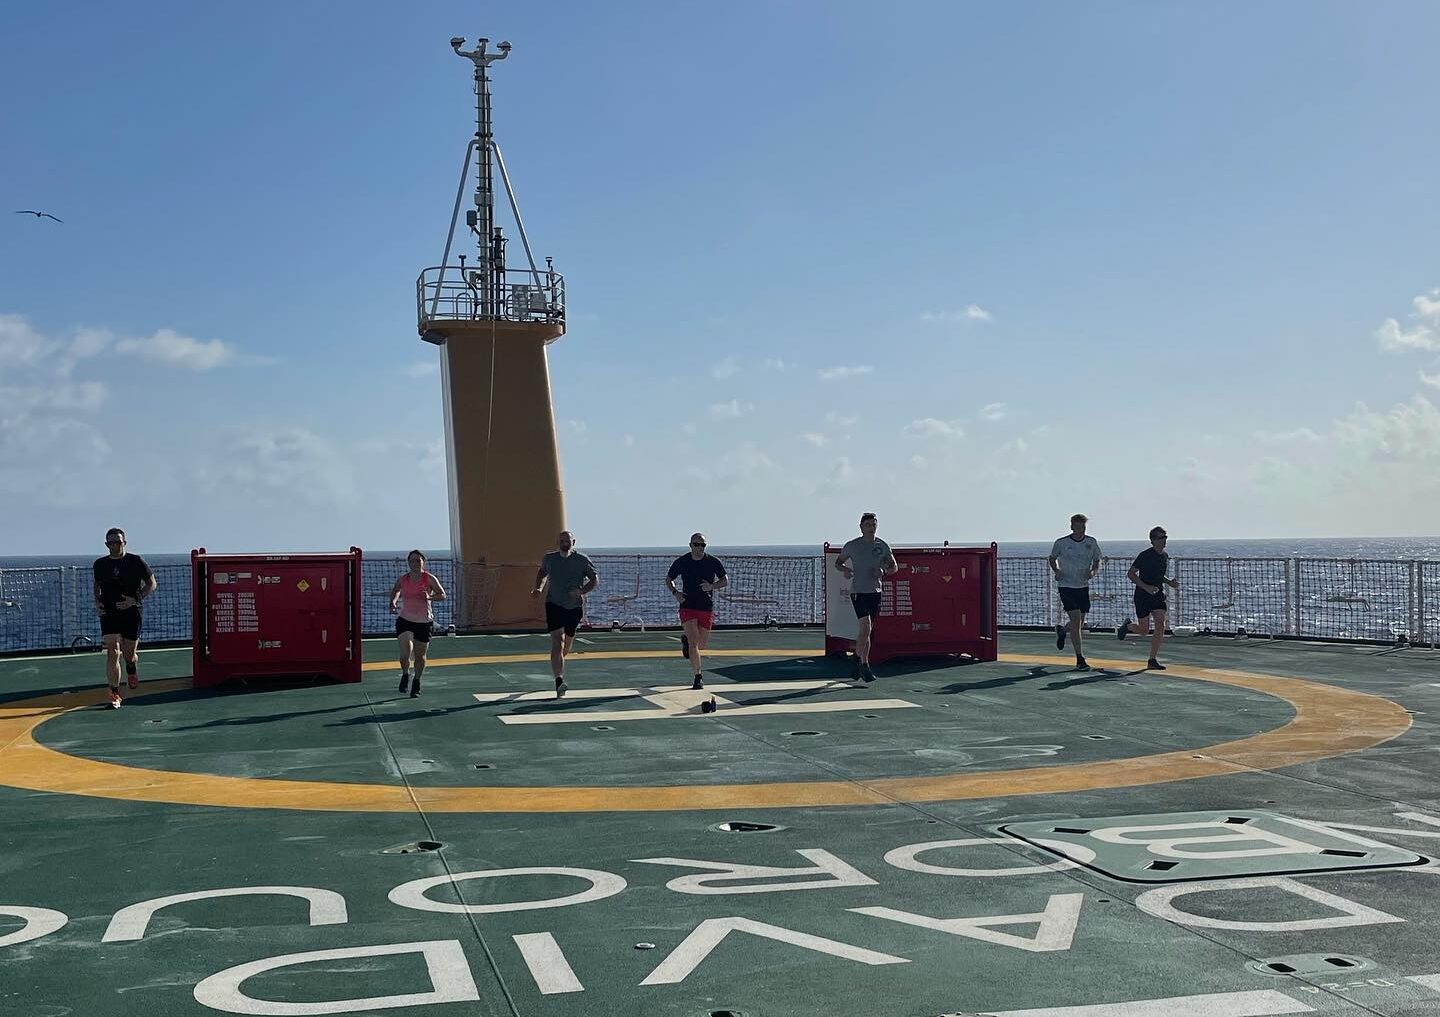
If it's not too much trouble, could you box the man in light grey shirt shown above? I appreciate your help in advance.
[836,511,898,684]
[1048,513,1102,671]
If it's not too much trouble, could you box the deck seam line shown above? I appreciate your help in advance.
[362,686,523,1017]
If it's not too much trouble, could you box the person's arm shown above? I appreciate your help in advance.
[427,574,447,602]
[881,547,899,577]
[665,564,684,601]
[93,578,105,616]
[118,565,156,610]
[1128,563,1158,595]
[703,563,728,593]
[388,578,404,612]
[835,551,853,578]
[579,564,599,596]
[1088,542,1102,581]
[1048,541,1061,578]
[532,566,548,598]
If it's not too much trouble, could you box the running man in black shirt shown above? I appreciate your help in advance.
[92,527,157,709]
[665,532,727,690]
[1117,526,1179,670]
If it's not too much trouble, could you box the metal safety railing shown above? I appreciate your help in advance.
[416,265,565,333]
[2,555,1436,655]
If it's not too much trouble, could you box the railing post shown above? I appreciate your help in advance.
[1293,558,1302,638]
[57,566,68,649]
[1173,559,1183,626]
[1409,561,1417,644]
[1282,559,1293,636]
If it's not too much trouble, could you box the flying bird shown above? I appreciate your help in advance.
[14,210,63,222]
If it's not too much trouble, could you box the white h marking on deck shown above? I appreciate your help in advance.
[472,680,919,725]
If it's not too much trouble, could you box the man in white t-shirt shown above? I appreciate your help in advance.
[1048,513,1102,671]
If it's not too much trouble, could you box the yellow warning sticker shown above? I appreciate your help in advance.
[297,579,311,592]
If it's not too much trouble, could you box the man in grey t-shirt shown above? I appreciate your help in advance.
[532,530,599,697]
[836,512,898,684]
[1047,513,1102,671]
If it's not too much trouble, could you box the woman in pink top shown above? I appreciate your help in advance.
[388,550,446,698]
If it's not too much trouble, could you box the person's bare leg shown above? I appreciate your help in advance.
[414,640,429,681]
[1148,610,1167,662]
[103,635,122,703]
[549,629,566,680]
[396,632,414,692]
[685,618,704,676]
[1068,610,1084,660]
[856,615,873,664]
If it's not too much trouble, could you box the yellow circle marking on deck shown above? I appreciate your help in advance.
[0,651,1411,813]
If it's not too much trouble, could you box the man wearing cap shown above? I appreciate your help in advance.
[665,533,727,690]
[1048,513,1102,671]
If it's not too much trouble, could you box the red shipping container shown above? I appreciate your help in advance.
[823,543,998,664]
[191,547,364,688]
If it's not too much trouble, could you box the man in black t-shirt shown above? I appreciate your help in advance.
[1117,525,1178,670]
[92,527,157,709]
[665,532,727,690]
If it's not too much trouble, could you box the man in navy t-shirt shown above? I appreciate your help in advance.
[665,532,727,690]
[92,527,157,709]
[1117,525,1179,670]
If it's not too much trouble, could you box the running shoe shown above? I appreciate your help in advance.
[1074,658,1090,672]
[556,679,568,699]
[398,673,410,694]
[861,663,876,683]
[1147,659,1166,671]
[108,688,122,709]
[1116,619,1129,641]
[1056,624,1067,651]
[409,678,421,698]
[691,675,704,691]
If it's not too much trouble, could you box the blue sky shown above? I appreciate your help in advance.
[3,0,1439,555]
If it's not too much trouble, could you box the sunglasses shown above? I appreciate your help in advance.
[690,542,706,548]
[105,539,124,546]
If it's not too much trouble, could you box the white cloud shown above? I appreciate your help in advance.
[1375,318,1439,353]
[904,417,965,439]
[710,357,741,380]
[686,442,779,486]
[0,314,53,373]
[1333,395,1440,463]
[801,432,830,447]
[997,437,1030,456]
[818,455,857,494]
[979,402,1008,422]
[708,399,753,419]
[564,419,588,436]
[1421,370,1440,391]
[818,365,873,382]
[404,360,439,378]
[909,455,928,471]
[922,305,992,323]
[116,328,236,370]
[0,380,107,413]
[193,426,357,505]
[763,357,790,371]
[1375,288,1440,354]
[1255,427,1323,445]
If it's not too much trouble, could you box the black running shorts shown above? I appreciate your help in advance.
[851,592,882,619]
[546,602,584,636]
[395,618,433,643]
[1058,587,1091,614]
[100,607,142,641]
[1134,588,1168,619]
